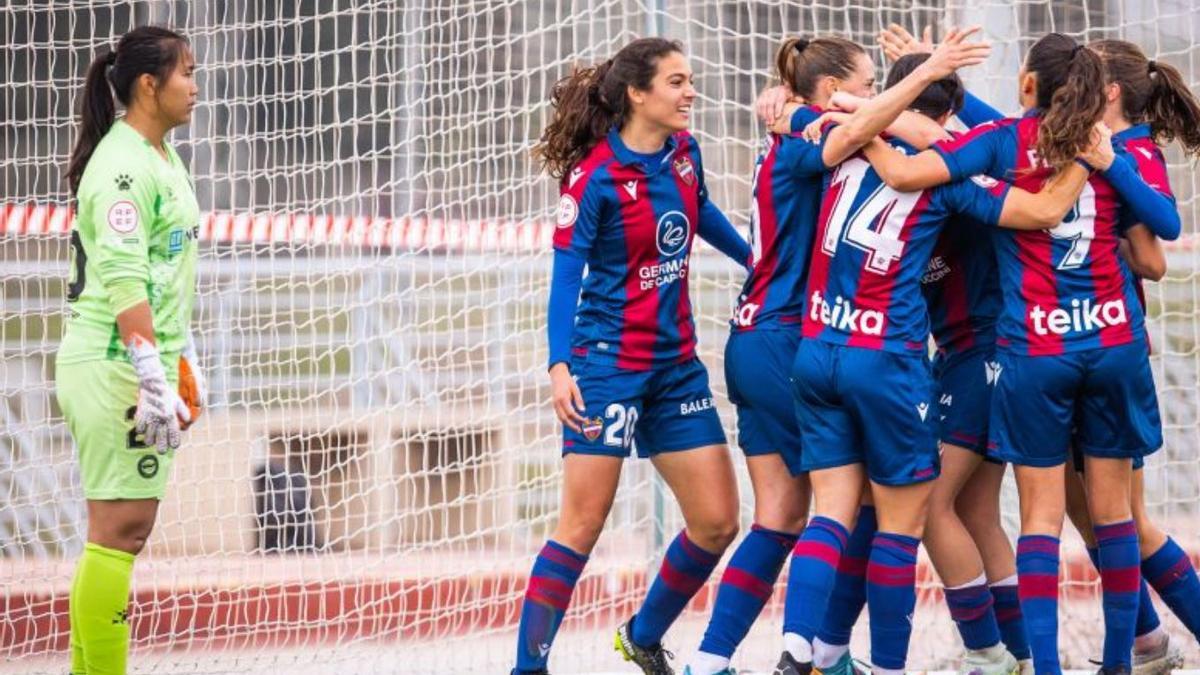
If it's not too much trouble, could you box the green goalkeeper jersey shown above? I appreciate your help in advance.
[58,119,199,371]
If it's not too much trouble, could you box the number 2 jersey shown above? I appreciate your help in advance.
[553,128,716,370]
[932,112,1158,356]
[58,119,200,370]
[802,138,1009,353]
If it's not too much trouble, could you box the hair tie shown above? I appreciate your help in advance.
[105,51,117,66]
[1147,59,1159,75]
[794,38,809,54]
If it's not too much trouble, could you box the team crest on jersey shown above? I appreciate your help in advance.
[656,210,690,257]
[673,156,695,185]
[107,200,139,233]
[556,194,578,228]
[581,416,603,441]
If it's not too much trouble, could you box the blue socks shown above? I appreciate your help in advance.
[698,524,798,658]
[815,505,876,648]
[784,516,850,647]
[1094,521,1141,668]
[1017,535,1061,675]
[990,579,1031,660]
[945,576,1002,651]
[514,540,588,673]
[1142,536,1200,641]
[866,532,920,671]
[631,529,721,648]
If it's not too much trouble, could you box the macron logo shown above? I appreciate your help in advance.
[623,180,638,200]
[985,361,1002,385]
[568,167,585,188]
[808,290,884,335]
[1029,298,1128,337]
[916,402,929,421]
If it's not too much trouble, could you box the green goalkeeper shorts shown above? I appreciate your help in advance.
[56,359,178,500]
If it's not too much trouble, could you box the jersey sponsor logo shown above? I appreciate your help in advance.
[985,360,1002,385]
[107,200,139,234]
[581,416,603,442]
[568,166,585,188]
[556,194,578,228]
[638,257,688,290]
[169,229,185,255]
[137,454,159,479]
[114,173,134,191]
[680,396,714,416]
[623,180,638,200]
[917,402,929,421]
[1028,297,1128,337]
[655,210,690,257]
[673,156,695,185]
[922,256,951,284]
[732,300,760,327]
[808,290,885,336]
[940,393,953,407]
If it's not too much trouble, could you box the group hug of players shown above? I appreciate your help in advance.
[516,24,1200,675]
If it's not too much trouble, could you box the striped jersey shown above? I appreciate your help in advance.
[732,105,827,331]
[933,112,1147,356]
[802,138,1009,353]
[553,128,711,370]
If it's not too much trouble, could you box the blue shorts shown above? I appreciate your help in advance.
[562,356,726,458]
[792,340,940,487]
[725,329,803,475]
[988,341,1162,468]
[933,344,1000,463]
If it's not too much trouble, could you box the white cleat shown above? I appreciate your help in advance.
[959,644,1019,675]
[1132,632,1184,675]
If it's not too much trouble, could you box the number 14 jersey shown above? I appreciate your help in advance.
[802,138,1009,354]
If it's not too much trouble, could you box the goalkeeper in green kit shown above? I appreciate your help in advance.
[57,26,203,675]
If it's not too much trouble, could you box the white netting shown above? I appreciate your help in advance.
[1,1,1198,673]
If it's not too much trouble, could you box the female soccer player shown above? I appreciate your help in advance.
[861,33,1181,675]
[57,26,202,675]
[685,32,989,675]
[512,37,754,675]
[1058,39,1200,673]
[778,43,1109,674]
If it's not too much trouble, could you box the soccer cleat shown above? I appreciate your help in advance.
[1132,632,1184,675]
[959,644,1020,675]
[813,652,868,675]
[772,651,813,675]
[1095,667,1132,675]
[614,618,675,674]
[681,668,736,675]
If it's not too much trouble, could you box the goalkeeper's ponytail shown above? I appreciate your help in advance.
[67,26,188,196]
[535,37,683,181]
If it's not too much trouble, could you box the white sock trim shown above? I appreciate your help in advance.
[947,572,988,591]
[688,650,731,675]
[990,573,1018,587]
[813,636,850,669]
[783,632,813,663]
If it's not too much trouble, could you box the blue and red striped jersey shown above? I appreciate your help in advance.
[732,105,828,331]
[552,128,712,370]
[802,138,1009,353]
[921,131,1002,355]
[933,112,1148,356]
[1114,123,1175,227]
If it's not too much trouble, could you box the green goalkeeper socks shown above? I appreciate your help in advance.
[69,542,135,675]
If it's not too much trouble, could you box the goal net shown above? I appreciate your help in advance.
[2,1,1197,673]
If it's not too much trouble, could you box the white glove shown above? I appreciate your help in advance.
[127,334,190,453]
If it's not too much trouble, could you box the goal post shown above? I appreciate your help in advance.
[2,1,1198,673]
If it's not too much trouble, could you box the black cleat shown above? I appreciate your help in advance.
[614,617,675,674]
[773,651,813,675]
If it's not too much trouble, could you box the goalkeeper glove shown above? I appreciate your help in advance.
[127,333,190,453]
[178,333,206,430]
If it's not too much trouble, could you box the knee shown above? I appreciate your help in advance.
[554,512,607,554]
[688,515,740,553]
[1089,499,1133,527]
[754,497,809,535]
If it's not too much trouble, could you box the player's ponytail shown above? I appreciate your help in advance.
[775,36,864,102]
[66,26,188,195]
[1090,39,1200,158]
[535,37,683,180]
[1028,33,1106,172]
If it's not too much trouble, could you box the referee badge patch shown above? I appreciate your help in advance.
[107,201,139,234]
[556,194,578,228]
